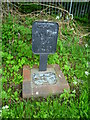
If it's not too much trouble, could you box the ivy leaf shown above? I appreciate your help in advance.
[64,65,70,71]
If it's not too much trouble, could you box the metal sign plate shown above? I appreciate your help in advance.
[32,21,59,54]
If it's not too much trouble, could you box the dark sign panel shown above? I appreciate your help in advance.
[32,21,59,54]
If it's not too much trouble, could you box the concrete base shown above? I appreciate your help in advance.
[22,64,70,98]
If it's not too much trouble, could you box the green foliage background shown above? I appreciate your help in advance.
[1,13,89,119]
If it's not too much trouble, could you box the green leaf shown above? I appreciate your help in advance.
[64,65,70,71]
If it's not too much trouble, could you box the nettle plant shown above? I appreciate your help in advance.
[2,14,89,118]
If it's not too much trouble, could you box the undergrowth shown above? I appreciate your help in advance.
[1,13,89,119]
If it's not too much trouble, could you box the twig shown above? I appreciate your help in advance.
[17,2,69,15]
[80,33,90,38]
[35,2,69,14]
[2,9,9,16]
[18,7,49,17]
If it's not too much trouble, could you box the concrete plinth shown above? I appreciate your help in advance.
[22,64,70,98]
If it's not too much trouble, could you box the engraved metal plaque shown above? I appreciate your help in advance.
[32,21,59,71]
[32,21,59,54]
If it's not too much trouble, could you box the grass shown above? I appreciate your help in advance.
[1,13,89,119]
